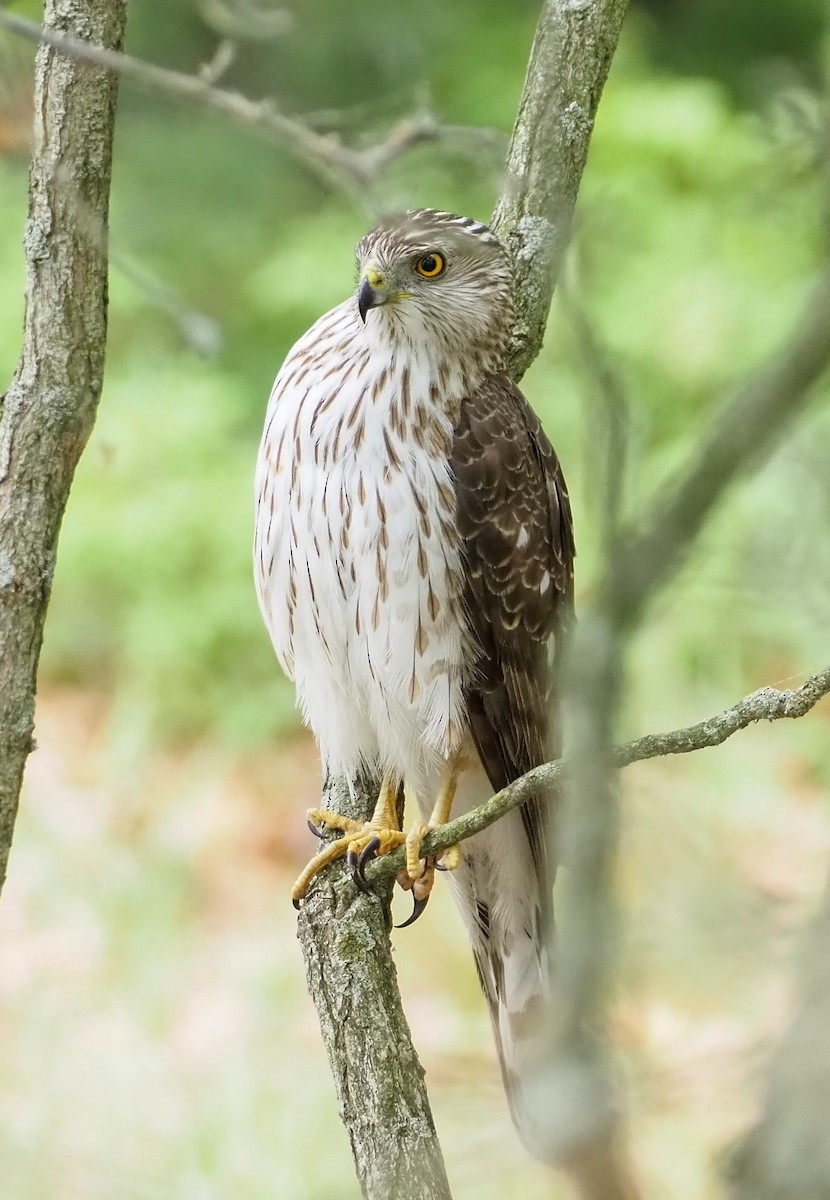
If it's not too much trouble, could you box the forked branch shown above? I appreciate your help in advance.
[0,9,497,209]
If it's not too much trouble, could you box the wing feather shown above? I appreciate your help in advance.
[452,373,575,925]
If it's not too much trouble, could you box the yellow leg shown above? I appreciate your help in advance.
[369,777,399,829]
[404,762,462,881]
[292,778,405,907]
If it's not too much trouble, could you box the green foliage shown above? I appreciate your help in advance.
[3,6,830,1198]
[4,10,830,751]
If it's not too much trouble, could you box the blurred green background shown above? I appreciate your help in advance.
[1,1,829,1197]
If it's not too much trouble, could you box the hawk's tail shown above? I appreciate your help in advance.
[472,923,553,1160]
[442,768,555,1161]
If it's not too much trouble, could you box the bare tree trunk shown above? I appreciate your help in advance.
[493,0,630,381]
[0,0,126,894]
[297,775,453,1200]
[296,3,630,1197]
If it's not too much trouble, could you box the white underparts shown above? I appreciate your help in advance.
[254,298,487,795]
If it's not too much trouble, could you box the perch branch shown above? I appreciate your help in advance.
[296,775,453,1200]
[362,666,830,883]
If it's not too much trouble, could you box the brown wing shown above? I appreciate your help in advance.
[452,373,575,919]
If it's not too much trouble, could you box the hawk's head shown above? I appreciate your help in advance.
[354,209,514,373]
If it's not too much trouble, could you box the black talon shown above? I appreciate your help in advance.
[434,860,448,872]
[307,819,325,839]
[357,836,381,881]
[395,894,429,929]
[347,847,371,894]
[292,897,301,910]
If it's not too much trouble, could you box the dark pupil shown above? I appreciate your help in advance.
[421,255,437,273]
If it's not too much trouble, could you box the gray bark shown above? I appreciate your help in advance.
[492,0,630,381]
[0,0,126,894]
[295,3,630,1198]
[297,776,452,1200]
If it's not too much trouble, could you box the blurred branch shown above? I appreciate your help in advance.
[549,254,830,1199]
[726,880,830,1200]
[0,9,493,210]
[563,285,631,548]
[363,665,830,880]
[198,0,292,42]
[112,251,223,357]
[491,0,630,381]
[614,268,830,627]
[0,0,126,895]
[197,37,237,86]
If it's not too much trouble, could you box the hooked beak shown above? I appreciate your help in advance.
[357,266,388,323]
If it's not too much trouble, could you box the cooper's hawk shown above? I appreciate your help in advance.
[254,209,574,1154]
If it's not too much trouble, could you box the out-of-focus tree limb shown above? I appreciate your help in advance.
[0,0,126,895]
[0,9,495,208]
[538,254,830,1197]
[364,665,830,881]
[727,882,830,1200]
[491,0,630,381]
[614,268,830,627]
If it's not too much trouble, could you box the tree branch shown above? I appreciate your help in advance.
[726,880,830,1200]
[491,0,630,381]
[0,0,126,895]
[0,9,495,208]
[614,268,830,627]
[361,666,830,884]
[297,776,452,1200]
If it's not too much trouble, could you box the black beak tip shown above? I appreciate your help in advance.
[357,278,375,324]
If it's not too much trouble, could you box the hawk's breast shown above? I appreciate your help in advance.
[255,299,471,778]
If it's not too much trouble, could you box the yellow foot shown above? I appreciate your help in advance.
[404,821,461,880]
[291,795,405,908]
[393,822,461,928]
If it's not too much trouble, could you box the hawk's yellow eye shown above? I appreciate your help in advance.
[414,252,445,279]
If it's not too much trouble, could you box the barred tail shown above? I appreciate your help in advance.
[443,766,555,1160]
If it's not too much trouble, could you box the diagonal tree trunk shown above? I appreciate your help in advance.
[0,0,126,894]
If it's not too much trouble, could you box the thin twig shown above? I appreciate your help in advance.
[363,666,830,883]
[0,9,494,208]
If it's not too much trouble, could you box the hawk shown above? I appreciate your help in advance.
[254,209,574,1154]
